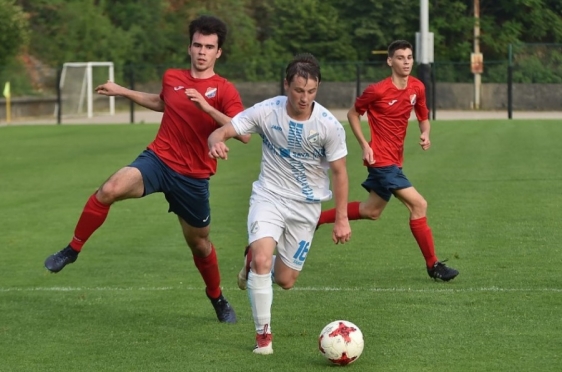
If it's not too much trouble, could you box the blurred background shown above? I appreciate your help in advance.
[0,0,561,122]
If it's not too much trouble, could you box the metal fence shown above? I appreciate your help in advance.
[1,43,561,123]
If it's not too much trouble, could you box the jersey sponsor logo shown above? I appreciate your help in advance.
[173,85,185,91]
[271,125,283,132]
[307,130,319,143]
[250,221,259,234]
[205,87,217,98]
[388,100,398,106]
[410,94,417,105]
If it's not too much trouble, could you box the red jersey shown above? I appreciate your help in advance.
[354,76,429,168]
[147,69,244,178]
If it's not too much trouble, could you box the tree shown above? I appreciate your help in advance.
[0,0,29,70]
[267,0,357,62]
[480,0,562,57]
[19,0,136,82]
[101,0,171,81]
[329,0,418,60]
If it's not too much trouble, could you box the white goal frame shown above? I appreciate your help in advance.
[59,61,115,118]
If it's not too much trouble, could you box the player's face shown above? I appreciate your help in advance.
[284,76,319,120]
[189,32,222,72]
[388,48,413,77]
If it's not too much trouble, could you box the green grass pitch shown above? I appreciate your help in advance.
[0,120,561,371]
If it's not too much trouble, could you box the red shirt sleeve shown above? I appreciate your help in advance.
[414,82,429,121]
[220,81,244,117]
[354,84,379,116]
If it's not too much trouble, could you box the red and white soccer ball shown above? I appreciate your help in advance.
[318,320,364,366]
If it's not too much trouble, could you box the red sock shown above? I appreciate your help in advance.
[193,244,222,299]
[409,217,438,268]
[69,193,111,251]
[317,201,361,225]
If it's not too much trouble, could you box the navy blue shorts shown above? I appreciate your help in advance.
[361,165,412,202]
[129,149,210,228]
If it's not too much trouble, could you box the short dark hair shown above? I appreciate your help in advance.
[189,15,227,49]
[388,40,413,57]
[285,53,322,84]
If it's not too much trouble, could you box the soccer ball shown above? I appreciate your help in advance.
[318,320,364,366]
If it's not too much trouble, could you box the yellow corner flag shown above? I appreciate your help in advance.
[3,82,10,99]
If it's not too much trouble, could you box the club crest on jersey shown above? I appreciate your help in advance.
[205,87,217,98]
[307,130,319,143]
[410,94,417,105]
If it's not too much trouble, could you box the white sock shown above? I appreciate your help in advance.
[247,270,273,334]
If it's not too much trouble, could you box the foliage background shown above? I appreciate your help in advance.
[1,0,562,94]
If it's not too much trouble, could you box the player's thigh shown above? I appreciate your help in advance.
[361,166,395,203]
[178,216,210,255]
[165,174,211,230]
[393,186,427,214]
[362,190,388,219]
[276,201,319,274]
[363,165,412,199]
[247,193,285,246]
[98,166,144,202]
[123,149,171,199]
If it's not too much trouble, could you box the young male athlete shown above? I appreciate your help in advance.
[208,53,351,354]
[317,40,459,281]
[44,15,248,323]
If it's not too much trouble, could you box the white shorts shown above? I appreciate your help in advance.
[247,185,321,271]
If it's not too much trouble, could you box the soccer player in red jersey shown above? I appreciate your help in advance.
[44,15,248,322]
[317,40,458,281]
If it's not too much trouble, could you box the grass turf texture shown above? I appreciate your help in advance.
[0,121,561,371]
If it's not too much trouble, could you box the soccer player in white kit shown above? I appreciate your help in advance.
[208,53,351,354]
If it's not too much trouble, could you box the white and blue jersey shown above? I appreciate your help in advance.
[231,96,347,203]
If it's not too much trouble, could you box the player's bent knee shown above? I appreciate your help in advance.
[183,233,211,256]
[364,208,382,220]
[253,255,274,273]
[276,279,295,290]
[414,198,428,213]
[98,167,143,203]
[97,182,121,204]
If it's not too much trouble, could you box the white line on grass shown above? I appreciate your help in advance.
[1,286,561,293]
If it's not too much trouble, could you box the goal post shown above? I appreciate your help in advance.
[59,61,115,119]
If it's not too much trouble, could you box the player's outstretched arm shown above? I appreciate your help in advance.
[328,157,351,244]
[95,81,164,112]
[208,123,239,160]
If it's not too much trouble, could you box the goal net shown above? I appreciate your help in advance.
[59,62,115,118]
